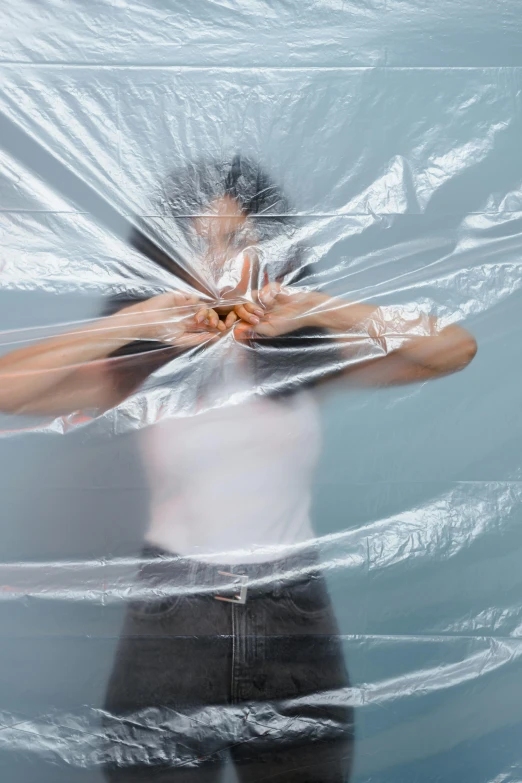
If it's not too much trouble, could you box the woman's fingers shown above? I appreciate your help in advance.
[208,308,220,330]
[141,286,302,343]
[234,302,263,325]
[243,301,264,317]
[195,305,248,331]
[225,310,239,329]
[194,308,207,325]
[194,295,294,331]
[194,307,220,329]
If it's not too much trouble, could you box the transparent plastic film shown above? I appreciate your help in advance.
[0,2,521,783]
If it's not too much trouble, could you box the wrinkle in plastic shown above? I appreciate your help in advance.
[0,2,521,782]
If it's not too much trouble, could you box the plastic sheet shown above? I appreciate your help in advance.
[0,2,521,782]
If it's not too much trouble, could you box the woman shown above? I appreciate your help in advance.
[0,156,477,782]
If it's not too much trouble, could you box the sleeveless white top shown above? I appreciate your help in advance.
[140,351,321,563]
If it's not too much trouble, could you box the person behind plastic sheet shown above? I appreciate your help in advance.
[0,156,477,782]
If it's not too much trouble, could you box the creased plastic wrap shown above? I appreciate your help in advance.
[0,2,520,782]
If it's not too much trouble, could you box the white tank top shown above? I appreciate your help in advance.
[140,388,321,564]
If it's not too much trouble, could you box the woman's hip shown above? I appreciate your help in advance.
[102,545,354,777]
[104,544,350,706]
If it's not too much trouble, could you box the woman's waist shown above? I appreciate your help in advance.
[144,512,316,570]
[134,543,323,602]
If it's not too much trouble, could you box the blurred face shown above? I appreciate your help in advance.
[192,195,248,255]
[191,196,257,291]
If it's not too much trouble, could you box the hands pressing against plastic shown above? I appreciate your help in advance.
[120,250,319,347]
[118,282,316,349]
[232,283,318,338]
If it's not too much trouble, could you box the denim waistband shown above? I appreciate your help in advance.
[135,544,322,600]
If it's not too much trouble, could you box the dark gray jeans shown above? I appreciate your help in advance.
[102,546,354,782]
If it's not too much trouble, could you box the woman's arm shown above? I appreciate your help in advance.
[0,292,223,415]
[310,297,477,384]
[234,287,477,386]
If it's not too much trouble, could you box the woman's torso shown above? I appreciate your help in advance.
[140,388,321,564]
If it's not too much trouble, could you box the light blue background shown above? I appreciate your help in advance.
[1,2,522,781]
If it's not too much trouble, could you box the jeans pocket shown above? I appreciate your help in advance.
[284,575,332,618]
[128,592,183,620]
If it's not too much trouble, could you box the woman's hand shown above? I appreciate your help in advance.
[212,251,267,328]
[123,288,265,342]
[231,283,477,384]
[221,300,265,329]
[234,284,324,338]
[118,291,226,347]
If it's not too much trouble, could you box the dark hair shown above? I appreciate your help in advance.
[126,154,313,292]
[159,154,289,225]
[103,156,341,403]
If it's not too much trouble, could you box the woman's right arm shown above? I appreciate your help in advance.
[0,292,222,416]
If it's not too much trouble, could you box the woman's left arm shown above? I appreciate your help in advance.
[235,287,477,386]
[312,294,477,384]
